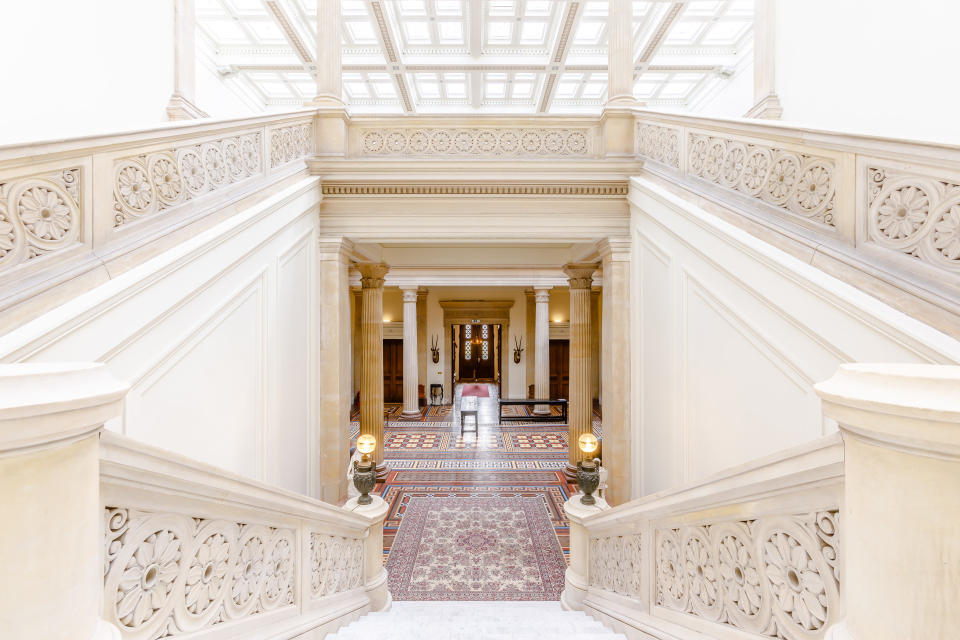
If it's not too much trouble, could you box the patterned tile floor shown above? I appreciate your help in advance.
[349,384,603,599]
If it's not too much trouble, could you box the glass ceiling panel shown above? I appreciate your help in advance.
[195,0,753,114]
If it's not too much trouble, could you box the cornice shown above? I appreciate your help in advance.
[321,182,628,197]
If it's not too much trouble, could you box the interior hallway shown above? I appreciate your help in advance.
[349,383,603,601]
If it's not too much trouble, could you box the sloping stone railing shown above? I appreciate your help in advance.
[631,109,960,311]
[0,110,315,312]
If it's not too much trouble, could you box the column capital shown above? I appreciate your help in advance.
[815,363,960,459]
[533,286,551,303]
[357,262,390,288]
[563,263,599,289]
[317,236,355,259]
[401,288,419,303]
[417,287,429,300]
[596,237,631,261]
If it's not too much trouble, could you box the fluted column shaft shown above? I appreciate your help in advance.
[400,287,420,417]
[525,289,536,398]
[607,0,634,105]
[534,287,551,414]
[314,0,343,105]
[358,263,389,473]
[565,264,598,478]
[417,289,428,397]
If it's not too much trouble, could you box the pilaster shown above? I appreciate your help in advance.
[745,0,783,119]
[357,262,390,478]
[317,237,354,503]
[417,288,429,400]
[564,263,599,481]
[598,237,631,505]
[524,288,536,398]
[166,0,208,120]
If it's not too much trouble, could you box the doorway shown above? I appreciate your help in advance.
[549,339,569,400]
[383,338,403,403]
[454,323,501,383]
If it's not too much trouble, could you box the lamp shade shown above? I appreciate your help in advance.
[357,434,377,455]
[578,433,599,455]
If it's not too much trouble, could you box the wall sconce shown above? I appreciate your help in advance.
[513,336,524,364]
[353,434,377,505]
[577,433,600,505]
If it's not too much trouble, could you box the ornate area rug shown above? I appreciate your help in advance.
[386,496,566,601]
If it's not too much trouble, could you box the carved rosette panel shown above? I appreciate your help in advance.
[588,533,642,597]
[685,132,837,228]
[654,511,840,640]
[103,507,296,639]
[112,132,263,227]
[269,122,313,168]
[635,122,681,169]
[310,533,363,598]
[0,168,81,272]
[358,128,592,157]
[866,166,960,271]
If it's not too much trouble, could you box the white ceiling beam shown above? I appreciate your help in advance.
[263,0,315,65]
[367,1,414,113]
[469,0,483,58]
[634,2,687,76]
[538,1,581,113]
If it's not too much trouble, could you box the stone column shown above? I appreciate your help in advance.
[351,287,362,405]
[533,286,552,414]
[318,238,354,503]
[745,0,783,119]
[166,0,208,120]
[591,289,601,404]
[417,288,428,401]
[816,364,960,640]
[525,288,536,398]
[400,286,420,418]
[312,0,343,107]
[358,263,390,478]
[0,363,128,640]
[606,0,635,107]
[599,238,631,505]
[564,264,598,480]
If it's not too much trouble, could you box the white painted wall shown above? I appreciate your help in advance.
[774,0,960,143]
[630,177,960,496]
[0,1,174,144]
[0,179,322,496]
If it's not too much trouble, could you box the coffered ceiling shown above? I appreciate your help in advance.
[196,0,753,114]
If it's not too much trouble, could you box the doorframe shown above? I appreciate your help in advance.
[454,322,501,384]
[439,300,514,403]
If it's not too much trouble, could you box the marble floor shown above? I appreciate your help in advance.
[349,383,603,601]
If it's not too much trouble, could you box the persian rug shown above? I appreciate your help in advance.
[386,496,566,601]
[460,384,490,397]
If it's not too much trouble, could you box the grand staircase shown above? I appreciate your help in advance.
[327,602,627,640]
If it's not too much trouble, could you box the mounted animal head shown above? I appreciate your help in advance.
[512,335,524,364]
[430,335,440,364]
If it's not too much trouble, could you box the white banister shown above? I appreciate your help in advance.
[0,362,128,640]
[815,363,960,640]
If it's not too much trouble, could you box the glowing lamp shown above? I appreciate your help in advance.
[578,433,599,455]
[576,434,601,505]
[353,435,378,505]
[356,434,376,460]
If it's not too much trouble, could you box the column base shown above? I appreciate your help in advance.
[564,462,579,482]
[375,462,389,481]
[400,409,421,418]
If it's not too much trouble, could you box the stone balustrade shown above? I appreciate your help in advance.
[0,362,389,640]
[0,110,315,313]
[564,363,960,640]
[630,108,960,317]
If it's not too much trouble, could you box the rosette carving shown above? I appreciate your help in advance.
[636,123,680,168]
[310,533,363,598]
[675,131,836,227]
[867,166,960,270]
[0,168,82,271]
[588,533,642,596]
[113,132,264,227]
[359,127,592,157]
[269,122,313,168]
[102,507,303,639]
[653,510,840,640]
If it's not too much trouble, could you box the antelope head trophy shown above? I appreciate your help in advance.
[430,335,440,364]
[513,336,524,364]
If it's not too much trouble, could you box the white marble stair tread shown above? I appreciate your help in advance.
[327,602,627,640]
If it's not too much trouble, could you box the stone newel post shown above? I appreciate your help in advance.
[816,364,960,640]
[0,363,128,640]
[564,263,598,480]
[560,495,610,611]
[344,494,392,612]
[358,263,390,478]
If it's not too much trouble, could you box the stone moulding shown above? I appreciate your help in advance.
[321,182,628,196]
[0,167,82,271]
[357,127,593,157]
[270,121,314,168]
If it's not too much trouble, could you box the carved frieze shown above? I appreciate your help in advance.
[636,123,681,169]
[867,166,960,271]
[684,132,837,228]
[358,127,592,157]
[589,533,642,596]
[310,533,363,598]
[654,511,840,640]
[270,122,313,168]
[0,168,81,271]
[113,132,264,227]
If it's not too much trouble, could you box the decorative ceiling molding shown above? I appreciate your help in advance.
[321,183,629,197]
[539,1,581,113]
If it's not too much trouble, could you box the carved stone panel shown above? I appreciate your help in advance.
[0,168,81,272]
[358,127,592,157]
[589,533,643,597]
[310,533,363,598]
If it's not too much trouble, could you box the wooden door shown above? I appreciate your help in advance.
[549,339,569,400]
[457,324,496,382]
[383,339,403,403]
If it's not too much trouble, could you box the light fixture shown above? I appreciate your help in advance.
[577,433,601,505]
[353,434,377,505]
